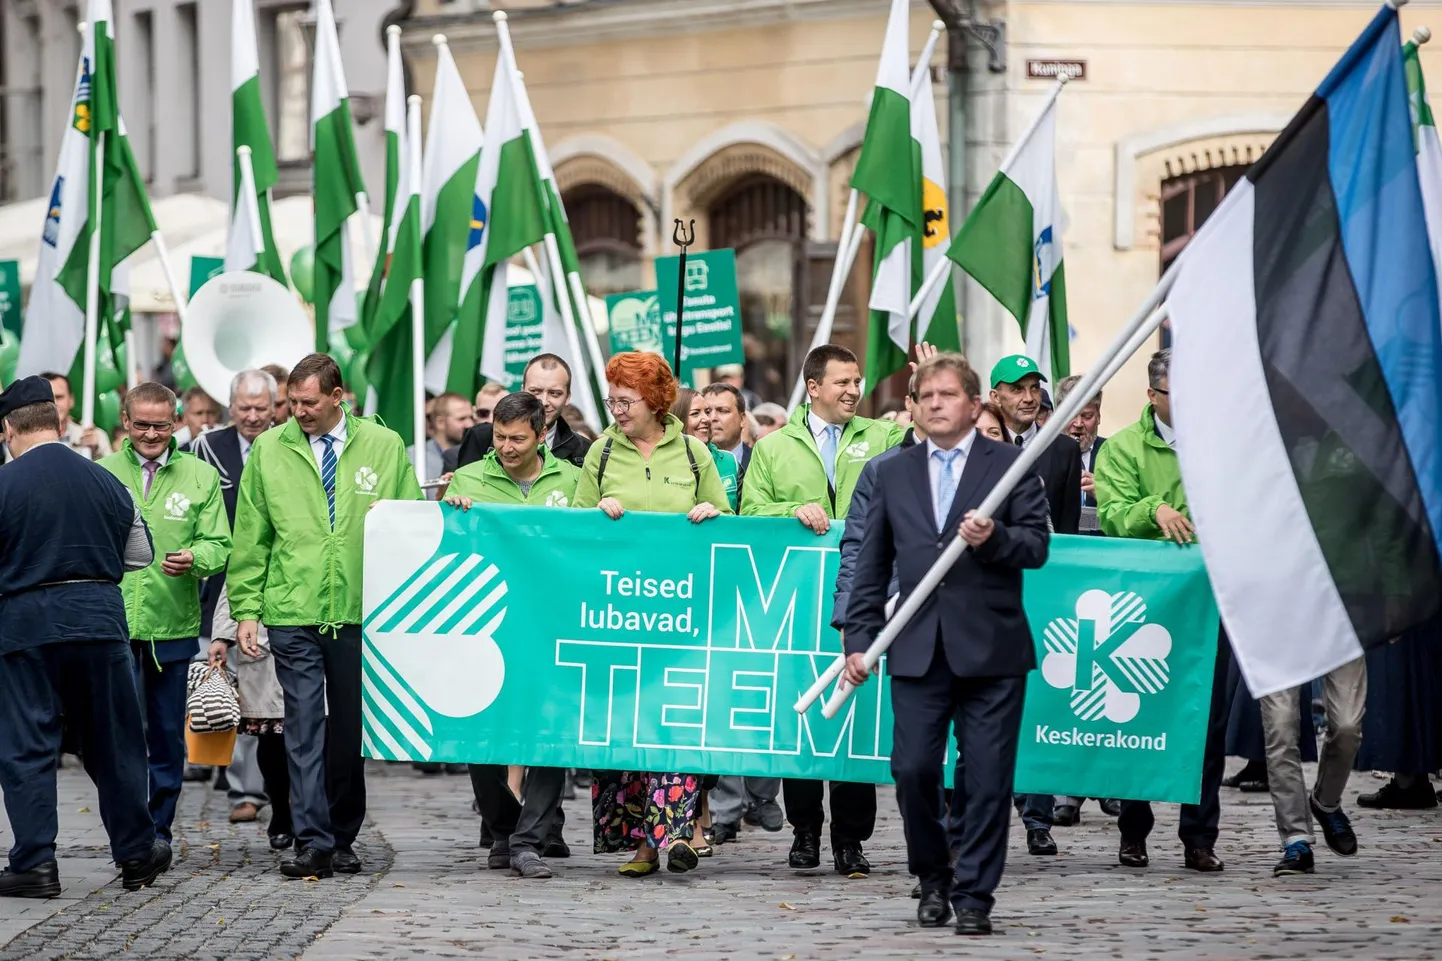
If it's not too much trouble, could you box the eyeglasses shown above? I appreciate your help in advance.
[131,421,175,433]
[1151,388,1170,395]
[604,397,638,413]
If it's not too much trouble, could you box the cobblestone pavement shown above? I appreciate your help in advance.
[4,761,1442,959]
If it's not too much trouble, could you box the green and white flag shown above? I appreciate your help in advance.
[448,48,547,401]
[365,102,423,446]
[35,1,155,406]
[511,65,604,426]
[912,54,959,351]
[852,0,921,394]
[360,26,406,341]
[1405,39,1442,315]
[225,0,285,282]
[419,36,484,394]
[948,88,1070,383]
[311,0,368,355]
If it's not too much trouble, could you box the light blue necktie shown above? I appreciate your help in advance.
[820,425,841,486]
[934,448,962,531]
[320,434,338,528]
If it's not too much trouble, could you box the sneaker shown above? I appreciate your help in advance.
[1274,840,1315,876]
[1310,798,1357,856]
[510,850,553,879]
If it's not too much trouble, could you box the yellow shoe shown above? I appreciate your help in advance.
[618,858,658,878]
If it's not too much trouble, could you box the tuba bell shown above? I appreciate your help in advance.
[182,270,314,403]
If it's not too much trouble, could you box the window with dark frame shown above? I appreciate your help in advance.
[1158,165,1248,344]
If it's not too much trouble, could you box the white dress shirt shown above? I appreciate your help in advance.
[238,433,253,466]
[308,414,348,471]
[926,430,977,530]
[1013,422,1038,448]
[1154,414,1177,449]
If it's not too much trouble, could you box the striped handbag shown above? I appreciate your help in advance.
[186,663,241,733]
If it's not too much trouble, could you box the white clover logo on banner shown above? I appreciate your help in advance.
[1040,589,1172,724]
[165,492,190,519]
[354,466,378,493]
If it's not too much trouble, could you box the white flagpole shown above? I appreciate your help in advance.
[786,20,947,413]
[801,261,1183,719]
[906,74,1069,327]
[406,95,427,484]
[81,129,104,428]
[527,242,591,420]
[566,270,612,425]
[149,232,190,327]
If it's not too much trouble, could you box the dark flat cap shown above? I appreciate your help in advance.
[0,375,56,420]
[1040,388,1054,411]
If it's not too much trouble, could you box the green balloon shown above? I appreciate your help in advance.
[290,245,316,304]
[172,343,198,392]
[93,390,121,434]
[0,327,19,386]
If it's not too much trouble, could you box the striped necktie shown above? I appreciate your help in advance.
[320,434,338,528]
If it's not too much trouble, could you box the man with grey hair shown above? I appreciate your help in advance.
[187,369,278,825]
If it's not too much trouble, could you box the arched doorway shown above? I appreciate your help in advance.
[708,175,809,403]
[564,184,644,299]
[1159,164,1248,344]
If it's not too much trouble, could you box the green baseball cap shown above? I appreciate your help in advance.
[990,354,1046,388]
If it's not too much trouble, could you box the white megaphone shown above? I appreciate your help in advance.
[182,271,313,404]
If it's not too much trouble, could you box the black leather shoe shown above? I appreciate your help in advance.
[954,908,992,936]
[281,847,333,880]
[711,821,738,844]
[1357,779,1438,810]
[1053,804,1080,827]
[121,840,172,891]
[269,834,294,851]
[0,861,60,899]
[1026,828,1058,856]
[1099,798,1123,817]
[1237,777,1270,793]
[487,844,512,870]
[333,846,362,874]
[182,765,213,783]
[788,832,821,869]
[1118,839,1149,868]
[917,890,952,927]
[542,836,571,859]
[1222,761,1266,789]
[1184,847,1224,872]
[1310,798,1357,856]
[833,841,870,878]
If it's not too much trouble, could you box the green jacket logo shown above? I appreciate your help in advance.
[1040,589,1171,723]
[843,440,871,460]
[354,466,379,493]
[544,490,569,507]
[164,492,190,520]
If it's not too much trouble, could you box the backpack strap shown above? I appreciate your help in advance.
[596,437,615,497]
[681,435,701,498]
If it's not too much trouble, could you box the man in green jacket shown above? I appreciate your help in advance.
[229,353,422,880]
[444,392,578,879]
[100,382,231,852]
[741,343,904,879]
[1092,348,1228,875]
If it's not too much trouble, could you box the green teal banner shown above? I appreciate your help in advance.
[499,284,543,390]
[361,504,1218,803]
[188,255,224,298]
[0,260,21,337]
[654,248,744,382]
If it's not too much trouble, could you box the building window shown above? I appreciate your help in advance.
[565,184,642,298]
[1159,165,1247,344]
[177,2,200,179]
[708,175,809,403]
[133,9,154,183]
[273,7,310,163]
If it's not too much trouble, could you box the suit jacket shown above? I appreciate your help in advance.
[185,425,245,526]
[845,436,1050,679]
[1027,432,1083,535]
[1082,435,1107,509]
[453,416,591,472]
[831,429,916,628]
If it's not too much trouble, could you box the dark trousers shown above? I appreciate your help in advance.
[269,625,366,853]
[891,645,1027,915]
[0,641,155,871]
[1119,629,1234,849]
[781,779,876,844]
[469,765,567,854]
[130,640,194,842]
[255,732,293,839]
[1014,793,1053,830]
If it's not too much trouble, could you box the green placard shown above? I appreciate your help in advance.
[605,289,664,357]
[499,284,543,390]
[653,248,745,383]
[0,260,21,337]
[360,505,1219,804]
[188,255,225,299]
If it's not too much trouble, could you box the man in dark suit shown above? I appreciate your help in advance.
[449,354,590,471]
[845,353,1049,936]
[1054,373,1106,532]
[988,354,1080,851]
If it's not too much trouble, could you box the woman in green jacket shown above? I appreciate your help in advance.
[575,353,730,877]
[673,387,739,513]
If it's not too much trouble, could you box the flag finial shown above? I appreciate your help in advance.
[1414,25,1432,44]
[493,10,508,23]
[932,19,946,31]
[387,25,401,39]
[432,33,447,47]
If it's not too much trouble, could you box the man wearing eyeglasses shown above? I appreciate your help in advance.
[448,354,592,473]
[99,382,231,854]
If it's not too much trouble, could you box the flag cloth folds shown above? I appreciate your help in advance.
[948,89,1069,384]
[43,1,155,404]
[420,37,484,394]
[364,107,423,446]
[852,0,920,394]
[448,47,547,401]
[1405,38,1442,312]
[226,0,285,282]
[1168,3,1442,696]
[361,26,406,342]
[311,0,368,355]
[912,50,959,351]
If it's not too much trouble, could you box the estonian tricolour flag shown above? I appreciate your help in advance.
[1169,2,1442,697]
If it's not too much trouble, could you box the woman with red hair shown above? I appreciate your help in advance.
[574,352,732,876]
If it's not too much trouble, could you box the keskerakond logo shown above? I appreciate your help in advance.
[164,492,190,520]
[1040,589,1171,724]
[354,466,379,493]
